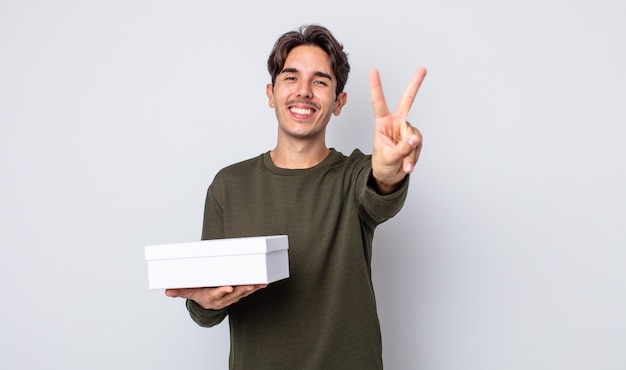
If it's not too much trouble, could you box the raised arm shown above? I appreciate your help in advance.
[369,67,427,194]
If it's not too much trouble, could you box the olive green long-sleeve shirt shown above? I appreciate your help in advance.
[187,148,409,370]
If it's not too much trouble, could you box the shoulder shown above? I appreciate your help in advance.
[214,153,265,178]
[346,148,371,163]
[339,148,372,174]
[322,149,373,192]
[326,148,370,165]
[206,154,266,193]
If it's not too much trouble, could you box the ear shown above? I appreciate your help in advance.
[266,83,275,108]
[333,91,347,116]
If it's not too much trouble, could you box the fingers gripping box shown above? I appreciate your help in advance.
[145,235,289,289]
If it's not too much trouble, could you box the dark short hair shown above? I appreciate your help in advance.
[267,24,350,98]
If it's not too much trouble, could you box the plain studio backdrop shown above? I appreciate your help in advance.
[1,1,625,369]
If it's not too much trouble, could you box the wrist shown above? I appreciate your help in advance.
[369,171,404,195]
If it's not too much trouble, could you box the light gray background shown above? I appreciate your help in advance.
[1,1,624,369]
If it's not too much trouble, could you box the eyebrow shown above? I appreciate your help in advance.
[281,68,333,81]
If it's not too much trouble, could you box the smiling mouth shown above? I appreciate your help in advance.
[290,107,314,115]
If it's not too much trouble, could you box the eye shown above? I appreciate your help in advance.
[314,80,328,86]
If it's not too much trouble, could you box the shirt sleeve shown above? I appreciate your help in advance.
[185,178,229,327]
[201,179,225,241]
[358,163,410,228]
[186,299,229,328]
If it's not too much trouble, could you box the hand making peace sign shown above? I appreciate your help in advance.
[369,67,427,194]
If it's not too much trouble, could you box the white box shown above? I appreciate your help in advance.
[144,235,289,289]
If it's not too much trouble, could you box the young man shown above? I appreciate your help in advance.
[166,24,427,369]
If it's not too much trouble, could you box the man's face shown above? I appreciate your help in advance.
[266,45,347,141]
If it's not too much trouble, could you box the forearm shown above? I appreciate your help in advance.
[360,167,410,226]
[186,299,229,328]
[369,171,407,195]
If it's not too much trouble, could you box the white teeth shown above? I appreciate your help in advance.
[291,107,313,115]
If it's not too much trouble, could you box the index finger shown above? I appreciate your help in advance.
[369,68,391,118]
[395,67,427,119]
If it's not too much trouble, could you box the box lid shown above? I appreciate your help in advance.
[144,235,288,261]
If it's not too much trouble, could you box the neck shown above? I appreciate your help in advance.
[270,142,330,169]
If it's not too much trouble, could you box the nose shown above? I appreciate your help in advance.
[296,81,312,99]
